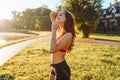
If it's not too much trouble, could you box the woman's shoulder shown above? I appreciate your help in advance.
[63,32,72,39]
[64,32,72,36]
[57,32,72,39]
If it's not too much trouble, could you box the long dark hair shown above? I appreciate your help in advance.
[64,11,76,53]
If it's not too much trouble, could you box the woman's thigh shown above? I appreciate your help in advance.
[49,73,56,80]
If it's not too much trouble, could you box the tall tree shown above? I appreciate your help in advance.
[11,7,51,31]
[58,0,103,38]
[11,11,23,29]
[22,9,34,29]
[34,7,51,31]
[35,16,51,30]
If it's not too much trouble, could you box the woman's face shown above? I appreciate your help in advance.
[56,12,66,23]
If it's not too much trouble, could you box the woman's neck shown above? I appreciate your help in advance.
[57,23,66,37]
[58,22,64,28]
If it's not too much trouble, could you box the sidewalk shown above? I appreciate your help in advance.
[0,36,50,66]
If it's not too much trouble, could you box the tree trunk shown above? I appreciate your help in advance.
[80,24,90,38]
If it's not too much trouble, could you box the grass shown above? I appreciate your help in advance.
[0,41,120,80]
[77,33,120,41]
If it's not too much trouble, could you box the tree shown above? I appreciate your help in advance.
[35,16,51,31]
[11,7,51,31]
[34,7,51,31]
[58,0,103,38]
[22,9,34,29]
[11,11,23,29]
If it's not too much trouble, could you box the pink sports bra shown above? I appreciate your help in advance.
[56,35,68,52]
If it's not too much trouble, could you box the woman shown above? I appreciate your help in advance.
[49,11,76,80]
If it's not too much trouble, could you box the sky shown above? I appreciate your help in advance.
[0,0,120,20]
[103,0,120,8]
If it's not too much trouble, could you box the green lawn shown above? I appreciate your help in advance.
[0,41,120,80]
[77,33,120,41]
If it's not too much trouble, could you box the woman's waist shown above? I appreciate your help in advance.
[50,60,67,67]
[50,51,65,63]
[51,56,65,64]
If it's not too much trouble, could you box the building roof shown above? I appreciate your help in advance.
[104,2,120,15]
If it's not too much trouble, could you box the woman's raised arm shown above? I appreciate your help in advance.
[50,12,59,23]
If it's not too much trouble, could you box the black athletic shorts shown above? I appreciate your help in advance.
[50,60,71,80]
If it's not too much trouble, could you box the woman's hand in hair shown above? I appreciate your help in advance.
[50,12,59,23]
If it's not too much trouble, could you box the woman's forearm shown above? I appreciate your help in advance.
[50,29,57,53]
[49,12,59,53]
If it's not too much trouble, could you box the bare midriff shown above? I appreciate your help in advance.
[50,51,66,64]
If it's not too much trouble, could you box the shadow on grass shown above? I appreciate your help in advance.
[93,38,120,42]
[0,72,14,80]
[93,33,120,36]
[101,59,116,66]
[103,54,114,57]
[91,33,120,42]
[81,74,92,80]
[27,49,49,55]
[117,57,120,60]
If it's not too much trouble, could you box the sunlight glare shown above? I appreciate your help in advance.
[0,0,12,20]
[0,38,7,44]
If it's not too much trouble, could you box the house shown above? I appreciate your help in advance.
[96,0,120,33]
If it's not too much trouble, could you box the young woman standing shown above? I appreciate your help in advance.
[49,11,76,80]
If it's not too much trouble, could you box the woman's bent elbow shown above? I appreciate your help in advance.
[49,49,57,53]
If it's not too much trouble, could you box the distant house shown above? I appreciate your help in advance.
[96,0,120,33]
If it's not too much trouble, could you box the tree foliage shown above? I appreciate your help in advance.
[11,11,23,29]
[35,16,51,30]
[58,0,103,38]
[11,7,51,31]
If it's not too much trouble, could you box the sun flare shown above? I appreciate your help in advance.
[0,1,12,20]
[0,38,7,44]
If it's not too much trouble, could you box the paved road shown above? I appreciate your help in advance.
[0,36,50,66]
